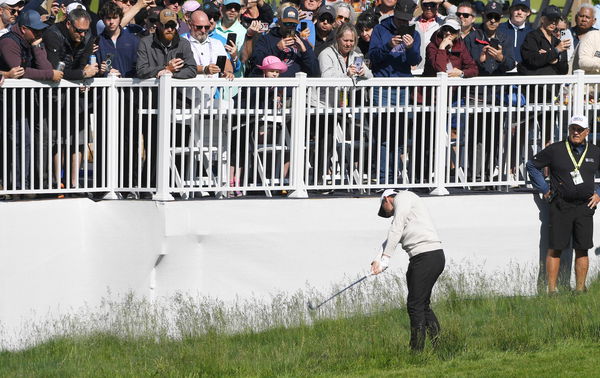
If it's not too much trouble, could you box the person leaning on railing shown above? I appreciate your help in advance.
[42,8,98,193]
[0,9,63,197]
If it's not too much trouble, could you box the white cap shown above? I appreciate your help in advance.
[0,0,23,6]
[66,2,86,14]
[380,189,397,201]
[442,18,460,31]
[569,115,589,129]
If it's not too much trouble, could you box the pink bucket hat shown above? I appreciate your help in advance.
[182,0,201,13]
[257,56,288,73]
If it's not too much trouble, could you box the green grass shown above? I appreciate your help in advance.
[1,270,600,376]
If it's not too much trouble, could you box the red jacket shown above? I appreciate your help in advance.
[423,32,478,78]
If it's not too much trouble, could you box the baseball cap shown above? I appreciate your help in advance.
[316,5,335,19]
[182,0,200,13]
[378,189,397,218]
[569,115,589,129]
[65,1,86,14]
[510,0,530,10]
[0,0,24,5]
[159,9,178,25]
[17,9,48,30]
[441,16,460,31]
[542,5,561,20]
[223,0,240,5]
[202,1,220,18]
[484,1,502,17]
[394,0,415,21]
[281,5,299,24]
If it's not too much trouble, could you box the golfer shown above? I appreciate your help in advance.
[371,189,446,351]
[526,115,600,294]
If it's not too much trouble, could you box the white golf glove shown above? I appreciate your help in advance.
[371,254,390,275]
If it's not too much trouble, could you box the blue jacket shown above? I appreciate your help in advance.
[463,26,515,75]
[368,17,421,77]
[96,28,140,78]
[498,21,533,63]
[249,26,320,78]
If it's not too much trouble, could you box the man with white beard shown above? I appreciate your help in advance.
[181,10,234,78]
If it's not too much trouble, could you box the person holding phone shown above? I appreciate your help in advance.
[369,0,421,184]
[463,1,515,76]
[183,10,234,79]
[249,3,319,78]
[212,0,247,77]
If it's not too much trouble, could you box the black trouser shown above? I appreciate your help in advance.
[406,249,445,351]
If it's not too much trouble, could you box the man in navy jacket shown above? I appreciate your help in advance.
[497,0,533,63]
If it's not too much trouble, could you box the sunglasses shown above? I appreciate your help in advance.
[422,2,437,9]
[6,7,20,15]
[486,14,501,22]
[193,24,211,30]
[336,15,350,22]
[318,14,334,23]
[456,12,473,18]
[282,22,298,28]
[224,4,241,11]
[163,21,178,29]
[570,125,587,133]
[73,26,89,34]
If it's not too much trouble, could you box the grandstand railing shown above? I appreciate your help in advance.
[0,70,596,200]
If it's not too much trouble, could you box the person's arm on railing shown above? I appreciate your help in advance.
[578,30,600,74]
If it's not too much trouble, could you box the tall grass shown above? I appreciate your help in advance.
[1,262,599,376]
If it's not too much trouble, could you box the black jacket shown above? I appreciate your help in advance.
[464,26,515,76]
[42,21,94,80]
[518,29,568,76]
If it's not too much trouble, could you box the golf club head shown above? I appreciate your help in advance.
[307,301,317,311]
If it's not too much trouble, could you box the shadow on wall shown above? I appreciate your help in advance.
[533,194,573,293]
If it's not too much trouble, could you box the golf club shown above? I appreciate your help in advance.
[307,273,372,311]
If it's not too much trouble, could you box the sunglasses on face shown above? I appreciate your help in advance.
[72,25,89,34]
[318,14,334,23]
[163,21,178,29]
[6,7,20,15]
[570,126,586,133]
[193,24,211,30]
[456,12,473,18]
[282,22,298,28]
[336,15,350,22]
[422,2,437,9]
[486,14,501,22]
[224,4,241,11]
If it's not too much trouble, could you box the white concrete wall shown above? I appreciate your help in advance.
[1,193,598,346]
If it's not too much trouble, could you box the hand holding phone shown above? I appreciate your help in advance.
[226,33,237,47]
[353,56,363,72]
[216,55,227,72]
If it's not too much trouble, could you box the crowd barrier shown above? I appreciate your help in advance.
[1,70,599,200]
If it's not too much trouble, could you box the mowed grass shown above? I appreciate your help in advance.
[1,278,599,377]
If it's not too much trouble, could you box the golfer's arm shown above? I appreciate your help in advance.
[381,200,410,257]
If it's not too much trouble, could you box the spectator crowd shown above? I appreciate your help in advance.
[0,0,599,198]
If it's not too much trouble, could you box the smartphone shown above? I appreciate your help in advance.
[353,56,363,71]
[105,53,113,72]
[226,33,237,47]
[176,52,184,60]
[489,38,499,49]
[304,11,313,20]
[260,22,270,32]
[216,55,227,72]
[396,24,415,37]
[300,21,308,31]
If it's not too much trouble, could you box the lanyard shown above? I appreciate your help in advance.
[565,140,588,171]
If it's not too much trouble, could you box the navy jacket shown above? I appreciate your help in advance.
[249,26,320,78]
[368,17,421,77]
[464,27,515,75]
[96,28,140,78]
[498,21,533,63]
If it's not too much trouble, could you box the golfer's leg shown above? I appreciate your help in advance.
[406,260,426,351]
[422,251,445,341]
[574,249,589,291]
[546,249,561,293]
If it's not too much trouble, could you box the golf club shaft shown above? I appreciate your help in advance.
[313,274,370,309]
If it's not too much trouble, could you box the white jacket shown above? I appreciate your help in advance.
[575,29,600,74]
[381,191,443,258]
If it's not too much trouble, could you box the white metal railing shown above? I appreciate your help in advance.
[0,71,595,200]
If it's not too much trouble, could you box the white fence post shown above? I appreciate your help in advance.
[103,73,120,199]
[430,72,450,196]
[288,72,309,198]
[153,73,174,201]
[573,69,585,116]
